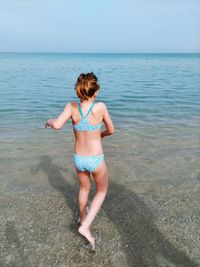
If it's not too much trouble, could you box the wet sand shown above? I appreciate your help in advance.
[0,127,200,267]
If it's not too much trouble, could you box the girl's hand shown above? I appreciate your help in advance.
[45,119,52,128]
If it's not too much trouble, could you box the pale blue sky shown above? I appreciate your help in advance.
[0,0,200,53]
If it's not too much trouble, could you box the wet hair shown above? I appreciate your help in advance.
[75,72,100,101]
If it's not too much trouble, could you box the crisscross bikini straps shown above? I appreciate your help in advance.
[78,102,94,118]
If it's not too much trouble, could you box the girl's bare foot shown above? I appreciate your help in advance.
[78,225,95,246]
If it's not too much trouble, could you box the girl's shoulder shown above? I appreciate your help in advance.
[69,101,78,110]
[68,101,107,112]
[93,102,108,114]
[70,101,78,106]
[95,101,107,109]
[95,102,108,114]
[70,101,106,107]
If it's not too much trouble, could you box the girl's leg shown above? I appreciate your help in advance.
[76,170,91,224]
[78,161,108,244]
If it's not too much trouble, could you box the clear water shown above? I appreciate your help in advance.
[0,53,200,132]
[0,52,200,182]
[0,53,200,265]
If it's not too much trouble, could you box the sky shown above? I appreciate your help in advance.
[0,0,200,53]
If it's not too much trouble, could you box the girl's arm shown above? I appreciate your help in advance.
[45,103,72,130]
[101,103,115,138]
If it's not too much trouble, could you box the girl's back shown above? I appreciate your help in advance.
[71,101,104,156]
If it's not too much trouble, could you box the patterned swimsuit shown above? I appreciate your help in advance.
[73,102,104,172]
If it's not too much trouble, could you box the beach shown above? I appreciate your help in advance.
[0,53,200,266]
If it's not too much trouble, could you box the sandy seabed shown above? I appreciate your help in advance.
[0,126,200,267]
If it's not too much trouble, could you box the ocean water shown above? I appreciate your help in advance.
[0,53,200,131]
[1,53,200,266]
[1,52,199,182]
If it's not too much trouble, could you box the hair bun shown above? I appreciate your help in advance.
[75,73,100,100]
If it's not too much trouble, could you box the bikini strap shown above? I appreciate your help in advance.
[85,102,94,117]
[78,102,95,118]
[78,103,84,117]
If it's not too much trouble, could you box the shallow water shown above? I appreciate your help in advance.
[0,53,200,266]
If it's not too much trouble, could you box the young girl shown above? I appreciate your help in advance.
[45,73,115,250]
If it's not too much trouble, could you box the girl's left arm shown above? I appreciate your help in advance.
[45,103,72,130]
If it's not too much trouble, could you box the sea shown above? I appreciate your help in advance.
[0,53,200,266]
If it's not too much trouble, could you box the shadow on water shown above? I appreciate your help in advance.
[104,180,199,267]
[2,221,30,267]
[32,155,198,267]
[31,155,79,225]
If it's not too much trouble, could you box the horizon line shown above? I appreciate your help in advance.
[0,51,200,54]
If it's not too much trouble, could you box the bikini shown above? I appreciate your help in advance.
[73,102,104,172]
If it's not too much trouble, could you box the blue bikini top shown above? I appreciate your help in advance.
[73,102,102,132]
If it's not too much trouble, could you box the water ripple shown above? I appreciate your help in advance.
[0,53,200,132]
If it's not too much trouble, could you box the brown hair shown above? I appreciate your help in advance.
[75,72,100,101]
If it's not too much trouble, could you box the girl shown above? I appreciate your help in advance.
[45,73,115,250]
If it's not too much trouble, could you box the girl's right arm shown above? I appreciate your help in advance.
[45,103,72,130]
[101,103,115,138]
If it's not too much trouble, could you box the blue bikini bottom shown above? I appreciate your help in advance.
[73,153,104,173]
